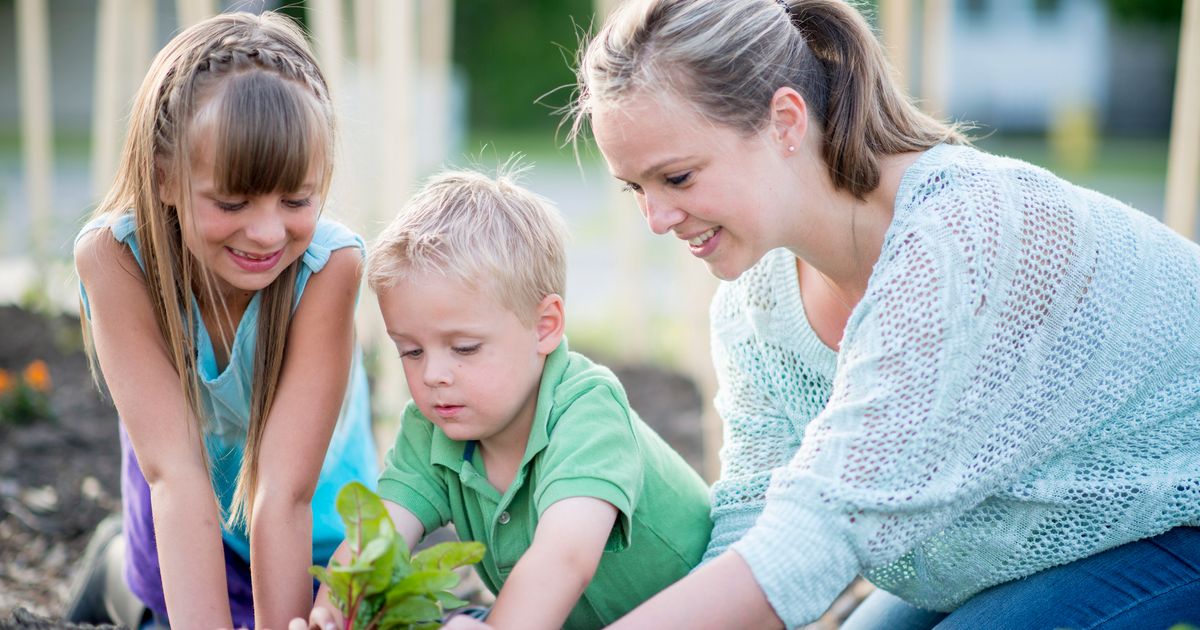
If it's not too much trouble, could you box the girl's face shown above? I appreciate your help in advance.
[592,93,794,281]
[174,136,321,301]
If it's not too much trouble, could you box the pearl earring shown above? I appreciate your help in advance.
[787,145,796,152]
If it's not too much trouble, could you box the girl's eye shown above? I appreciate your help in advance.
[400,348,423,359]
[283,197,313,209]
[216,200,248,212]
[453,344,481,355]
[621,182,643,194]
[666,172,691,186]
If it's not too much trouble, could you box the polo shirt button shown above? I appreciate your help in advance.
[498,511,511,525]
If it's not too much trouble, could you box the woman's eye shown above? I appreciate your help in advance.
[283,197,313,209]
[400,348,423,359]
[453,344,481,355]
[216,200,248,212]
[666,172,691,186]
[621,182,643,194]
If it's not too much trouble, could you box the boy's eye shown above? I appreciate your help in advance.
[216,200,248,212]
[400,348,423,359]
[621,182,643,194]
[666,172,691,186]
[283,197,313,209]
[453,344,481,355]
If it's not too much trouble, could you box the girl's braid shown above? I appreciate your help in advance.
[153,20,331,156]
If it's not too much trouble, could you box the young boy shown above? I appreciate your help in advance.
[303,169,712,630]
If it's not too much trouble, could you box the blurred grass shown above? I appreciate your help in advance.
[0,129,92,162]
[460,127,605,167]
[973,134,1169,179]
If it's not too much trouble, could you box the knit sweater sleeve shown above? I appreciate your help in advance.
[731,164,1102,627]
[703,251,836,564]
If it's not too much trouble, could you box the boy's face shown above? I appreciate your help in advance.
[378,271,563,452]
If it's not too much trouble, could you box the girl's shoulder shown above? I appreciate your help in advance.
[300,217,366,275]
[74,213,142,283]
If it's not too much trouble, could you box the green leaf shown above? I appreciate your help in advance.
[378,595,441,626]
[411,541,486,572]
[310,565,352,607]
[385,570,459,603]
[336,481,395,556]
[434,590,470,610]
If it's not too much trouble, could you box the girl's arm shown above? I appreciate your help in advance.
[75,232,234,629]
[250,247,364,630]
[607,550,782,630]
[484,497,617,630]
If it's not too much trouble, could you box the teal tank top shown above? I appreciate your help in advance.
[77,213,378,564]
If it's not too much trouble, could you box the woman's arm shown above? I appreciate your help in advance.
[250,247,364,630]
[609,550,781,630]
[76,232,234,629]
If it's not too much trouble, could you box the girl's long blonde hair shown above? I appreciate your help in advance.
[86,11,335,528]
[572,0,965,199]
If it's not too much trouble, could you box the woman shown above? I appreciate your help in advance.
[573,0,1200,627]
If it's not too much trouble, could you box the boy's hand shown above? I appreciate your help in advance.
[287,604,341,630]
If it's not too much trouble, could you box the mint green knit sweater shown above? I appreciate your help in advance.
[707,144,1200,628]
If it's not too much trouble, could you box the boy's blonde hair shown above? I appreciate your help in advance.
[368,167,569,322]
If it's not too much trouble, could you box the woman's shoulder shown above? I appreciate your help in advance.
[712,248,796,325]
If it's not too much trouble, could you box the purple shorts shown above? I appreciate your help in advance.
[120,425,256,628]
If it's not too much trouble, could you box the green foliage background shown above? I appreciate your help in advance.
[454,0,595,133]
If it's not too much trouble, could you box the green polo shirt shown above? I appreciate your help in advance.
[377,340,712,629]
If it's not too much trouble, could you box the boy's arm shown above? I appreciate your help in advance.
[485,497,618,630]
[301,501,425,630]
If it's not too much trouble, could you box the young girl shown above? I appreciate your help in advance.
[71,12,377,629]
[573,0,1200,628]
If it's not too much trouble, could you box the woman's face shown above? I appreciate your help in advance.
[592,93,794,281]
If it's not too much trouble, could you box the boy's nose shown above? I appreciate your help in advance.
[422,358,453,387]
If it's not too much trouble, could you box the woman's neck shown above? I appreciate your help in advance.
[787,150,923,304]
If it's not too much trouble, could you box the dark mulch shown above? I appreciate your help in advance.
[0,304,709,626]
[0,305,121,620]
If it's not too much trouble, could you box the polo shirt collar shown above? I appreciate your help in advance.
[426,338,571,475]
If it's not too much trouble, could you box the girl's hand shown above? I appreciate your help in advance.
[440,616,493,629]
[288,604,341,630]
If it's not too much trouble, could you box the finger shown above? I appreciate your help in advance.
[310,606,338,630]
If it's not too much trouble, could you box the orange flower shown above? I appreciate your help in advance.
[0,369,11,395]
[23,360,51,393]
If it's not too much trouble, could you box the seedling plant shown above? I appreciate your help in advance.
[311,482,486,630]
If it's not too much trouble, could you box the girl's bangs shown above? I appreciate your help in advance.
[210,71,328,196]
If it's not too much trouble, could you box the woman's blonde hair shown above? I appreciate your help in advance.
[366,166,568,323]
[86,11,335,528]
[571,0,965,199]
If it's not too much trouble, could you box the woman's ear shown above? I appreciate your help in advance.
[770,87,809,155]
[534,293,566,356]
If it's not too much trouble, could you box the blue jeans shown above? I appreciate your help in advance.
[841,526,1200,630]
